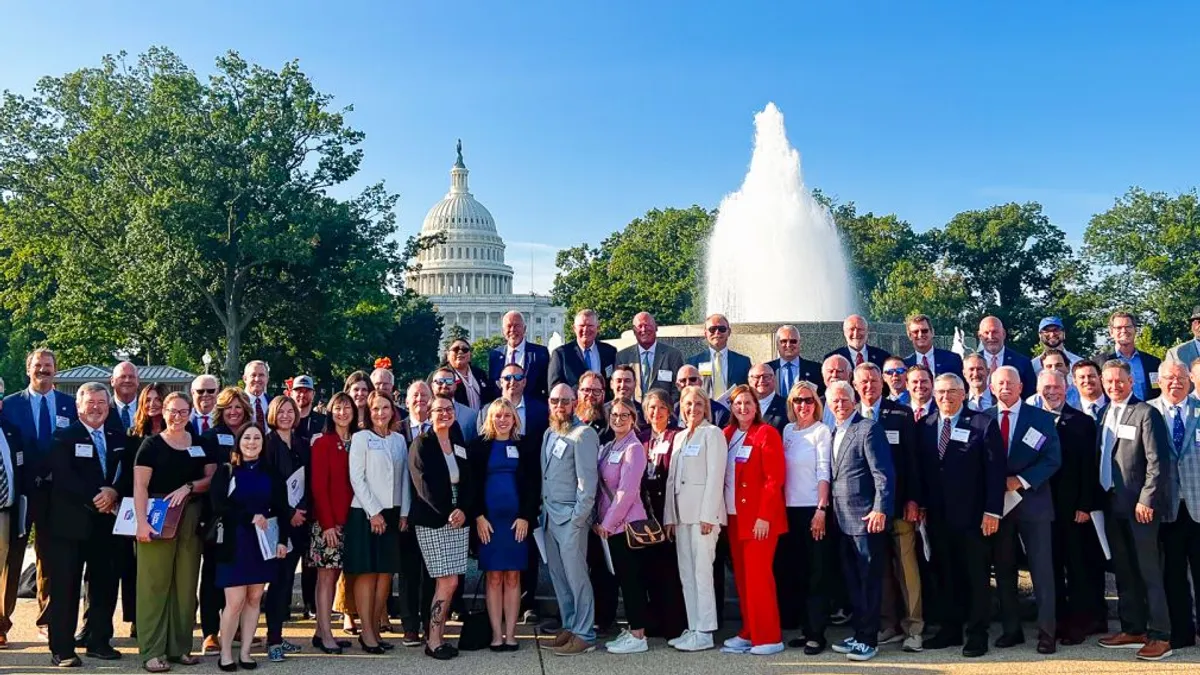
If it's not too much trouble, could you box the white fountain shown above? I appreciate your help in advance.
[704,102,856,322]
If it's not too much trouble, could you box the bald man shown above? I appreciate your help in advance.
[615,311,686,405]
[976,316,1037,398]
[825,315,892,370]
[489,310,551,401]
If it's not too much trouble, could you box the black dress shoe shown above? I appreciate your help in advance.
[489,644,506,652]
[425,644,457,660]
[86,646,122,660]
[74,635,88,648]
[963,638,988,658]
[802,639,827,655]
[53,654,83,668]
[378,640,395,651]
[1037,632,1056,654]
[503,642,519,652]
[995,632,1025,648]
[924,632,964,650]
[218,660,238,672]
[238,659,257,670]
[358,638,385,655]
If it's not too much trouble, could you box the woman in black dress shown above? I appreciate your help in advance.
[209,425,289,671]
[636,389,688,639]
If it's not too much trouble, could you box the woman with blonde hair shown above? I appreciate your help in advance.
[466,398,537,650]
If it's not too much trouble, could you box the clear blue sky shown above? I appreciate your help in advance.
[4,2,1197,294]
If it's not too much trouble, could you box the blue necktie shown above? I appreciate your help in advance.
[92,429,107,477]
[783,363,795,396]
[37,395,52,446]
[1173,406,1186,456]
[585,348,596,373]
[120,405,132,429]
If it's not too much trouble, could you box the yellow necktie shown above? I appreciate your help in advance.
[713,353,725,398]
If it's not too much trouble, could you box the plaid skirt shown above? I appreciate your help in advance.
[415,524,469,578]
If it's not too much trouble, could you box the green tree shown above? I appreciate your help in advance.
[470,335,505,372]
[1083,187,1200,349]
[828,201,927,313]
[551,206,714,337]
[870,259,971,327]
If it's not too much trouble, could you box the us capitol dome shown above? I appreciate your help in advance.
[408,141,565,343]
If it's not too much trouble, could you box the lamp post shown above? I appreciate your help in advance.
[202,350,212,374]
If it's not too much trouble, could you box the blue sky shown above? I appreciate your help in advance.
[3,2,1197,294]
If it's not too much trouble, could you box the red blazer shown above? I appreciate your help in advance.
[723,422,788,541]
[311,433,354,530]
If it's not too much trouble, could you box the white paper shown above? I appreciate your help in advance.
[885,430,900,445]
[657,369,672,382]
[14,451,23,467]
[1117,424,1137,440]
[552,439,567,459]
[917,521,931,561]
[454,445,467,459]
[112,498,137,536]
[217,434,234,446]
[1090,510,1112,560]
[606,451,622,464]
[950,427,971,443]
[257,517,282,560]
[599,535,615,574]
[1149,372,1160,388]
[56,415,70,428]
[74,443,93,458]
[1002,490,1023,517]
[531,526,548,564]
[652,442,670,457]
[286,467,305,508]
[1021,427,1044,450]
[604,365,613,378]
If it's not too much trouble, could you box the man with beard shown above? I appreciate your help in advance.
[574,372,608,440]
[1032,317,1083,374]
[541,384,600,656]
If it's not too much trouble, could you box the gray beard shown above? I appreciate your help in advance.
[550,416,575,436]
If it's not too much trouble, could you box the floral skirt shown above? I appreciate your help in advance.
[308,521,344,569]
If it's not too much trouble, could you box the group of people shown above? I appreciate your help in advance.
[3,304,1200,668]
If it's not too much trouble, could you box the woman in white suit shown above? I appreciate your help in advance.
[663,385,728,652]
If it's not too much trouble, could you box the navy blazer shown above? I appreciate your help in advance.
[870,398,923,509]
[918,407,1006,531]
[47,421,132,541]
[548,341,618,393]
[980,348,1038,399]
[985,403,1062,522]
[1096,350,1162,402]
[766,357,824,398]
[1049,403,1099,520]
[830,414,894,535]
[1,389,77,484]
[825,344,892,370]
[903,348,964,381]
[685,349,752,396]
[760,395,789,434]
[489,342,551,401]
[1,421,25,539]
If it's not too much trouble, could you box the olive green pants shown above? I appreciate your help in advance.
[136,503,202,660]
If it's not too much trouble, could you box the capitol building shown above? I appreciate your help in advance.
[408,141,565,343]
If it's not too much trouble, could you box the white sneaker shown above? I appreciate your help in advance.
[668,630,694,648]
[676,631,714,652]
[749,642,785,655]
[723,635,753,651]
[605,629,632,650]
[607,633,648,654]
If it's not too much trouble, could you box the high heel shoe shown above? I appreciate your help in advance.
[311,636,343,655]
[358,637,385,655]
[218,660,237,672]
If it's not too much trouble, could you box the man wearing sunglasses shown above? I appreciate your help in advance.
[673,366,730,428]
[189,374,220,435]
[765,325,823,399]
[825,315,891,372]
[686,314,751,404]
[882,358,911,407]
[549,309,617,396]
[615,312,685,405]
[489,311,550,402]
[902,314,962,381]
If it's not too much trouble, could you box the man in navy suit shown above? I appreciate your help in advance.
[0,379,28,648]
[0,348,76,638]
[687,313,751,404]
[748,364,788,434]
[977,316,1037,398]
[986,366,1062,654]
[903,314,963,381]
[826,381,894,662]
[918,373,1005,658]
[765,325,823,398]
[490,310,551,402]
[548,309,617,394]
[825,315,891,371]
[614,312,686,405]
[1097,311,1162,402]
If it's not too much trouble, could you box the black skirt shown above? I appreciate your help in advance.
[342,507,400,575]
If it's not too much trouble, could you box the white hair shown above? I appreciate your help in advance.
[935,373,965,390]
[825,380,855,402]
[989,364,1021,385]
[1038,368,1066,387]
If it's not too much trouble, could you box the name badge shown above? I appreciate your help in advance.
[1022,427,1046,451]
[950,427,971,443]
[698,361,713,377]
[75,443,94,458]
[652,441,669,456]
[607,450,623,464]
[454,445,467,459]
[1194,429,1200,447]
[367,438,384,450]
[735,443,753,463]
[187,445,206,458]
[552,438,567,459]
[885,430,900,445]
[1149,372,1160,388]
[506,445,520,459]
[1117,424,1138,441]
[218,434,234,446]
[15,451,23,467]
[56,415,70,429]
[683,443,701,457]
[604,365,613,378]
[657,369,672,382]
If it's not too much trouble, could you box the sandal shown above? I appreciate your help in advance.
[168,654,200,666]
[144,656,171,673]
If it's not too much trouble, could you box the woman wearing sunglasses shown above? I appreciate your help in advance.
[443,338,499,412]
[774,381,834,655]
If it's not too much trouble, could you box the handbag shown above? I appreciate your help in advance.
[456,574,492,651]
[598,471,665,550]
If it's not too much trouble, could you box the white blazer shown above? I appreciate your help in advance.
[663,422,727,526]
[349,429,411,518]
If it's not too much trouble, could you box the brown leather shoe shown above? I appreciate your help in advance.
[1136,640,1173,661]
[1099,632,1146,649]
[202,635,220,654]
[1036,631,1056,654]
[553,635,596,656]
[541,631,573,650]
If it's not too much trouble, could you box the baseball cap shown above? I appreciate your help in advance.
[1037,316,1064,331]
[292,375,315,390]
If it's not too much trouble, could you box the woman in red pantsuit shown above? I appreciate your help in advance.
[720,385,788,656]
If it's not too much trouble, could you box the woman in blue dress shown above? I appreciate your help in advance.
[466,398,539,651]
[209,425,290,671]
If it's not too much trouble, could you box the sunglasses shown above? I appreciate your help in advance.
[792,397,817,406]
[449,346,472,354]
[433,377,456,386]
[909,328,930,335]
[549,397,575,406]
[883,368,907,376]
[194,388,217,395]
[778,338,799,345]
[678,376,701,384]
[706,325,729,334]
[501,374,526,382]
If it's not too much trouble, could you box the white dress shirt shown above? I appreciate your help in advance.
[113,398,138,428]
[1100,396,1131,491]
[913,349,937,377]
[190,411,216,434]
[847,346,867,366]
[997,399,1022,450]
[506,339,527,368]
[782,423,832,507]
[832,417,853,464]
[982,347,1006,371]
[757,392,776,416]
[1079,394,1108,420]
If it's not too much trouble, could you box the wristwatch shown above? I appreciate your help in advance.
[185,481,195,493]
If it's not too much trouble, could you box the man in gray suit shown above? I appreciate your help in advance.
[1166,305,1200,368]
[1096,360,1174,661]
[540,383,600,656]
[614,312,685,405]
[986,366,1061,654]
[1147,360,1200,649]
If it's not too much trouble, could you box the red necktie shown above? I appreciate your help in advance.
[921,355,930,370]
[1001,410,1011,454]
[201,416,209,433]
[255,399,265,428]
[914,408,923,422]
[855,351,864,366]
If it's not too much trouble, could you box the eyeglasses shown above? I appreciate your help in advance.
[609,412,633,421]
[449,346,472,354]
[748,374,772,381]
[433,377,456,386]
[166,408,191,417]
[909,328,930,336]
[792,397,817,406]
[431,407,455,416]
[579,387,604,394]
[501,374,526,382]
[778,338,798,345]
[193,388,216,395]
[706,325,729,334]
[548,397,575,406]
[883,367,907,376]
